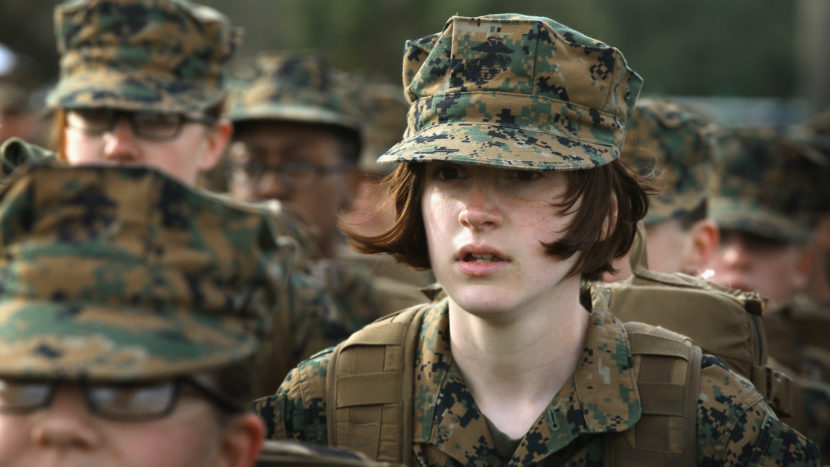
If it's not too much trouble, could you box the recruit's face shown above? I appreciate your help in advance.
[62,108,229,185]
[421,163,580,316]
[228,122,357,258]
[0,384,228,467]
[705,228,807,306]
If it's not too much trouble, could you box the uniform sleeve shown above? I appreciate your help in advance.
[697,355,819,466]
[253,350,332,446]
[289,272,350,362]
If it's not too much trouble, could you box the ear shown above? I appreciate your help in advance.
[216,413,265,467]
[681,219,719,276]
[200,119,233,172]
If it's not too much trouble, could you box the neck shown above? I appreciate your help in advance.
[448,276,589,438]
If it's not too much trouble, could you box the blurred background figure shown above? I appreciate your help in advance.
[604,98,720,281]
[338,78,435,306]
[228,52,362,260]
[801,113,830,305]
[0,43,45,144]
[227,53,426,330]
[341,81,404,238]
[704,127,823,307]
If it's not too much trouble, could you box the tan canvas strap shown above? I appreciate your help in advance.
[605,323,701,467]
[750,364,795,417]
[326,305,425,464]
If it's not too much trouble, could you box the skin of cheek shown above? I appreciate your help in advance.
[62,125,213,186]
[0,398,224,467]
[422,174,578,316]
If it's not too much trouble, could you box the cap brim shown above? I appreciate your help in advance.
[645,191,708,225]
[377,122,618,170]
[0,300,256,381]
[711,198,811,243]
[229,103,360,131]
[47,68,223,114]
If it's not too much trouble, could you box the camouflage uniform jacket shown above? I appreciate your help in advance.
[255,295,819,466]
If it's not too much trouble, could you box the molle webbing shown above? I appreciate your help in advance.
[325,305,425,464]
[604,322,701,467]
[325,304,705,465]
[602,271,795,417]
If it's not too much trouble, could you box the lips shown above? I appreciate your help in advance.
[456,245,508,263]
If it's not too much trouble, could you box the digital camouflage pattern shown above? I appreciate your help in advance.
[47,0,241,113]
[228,52,361,133]
[620,99,717,225]
[0,139,351,391]
[377,14,642,170]
[0,164,277,381]
[255,293,819,465]
[711,127,827,243]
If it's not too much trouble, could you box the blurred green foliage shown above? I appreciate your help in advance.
[0,0,821,101]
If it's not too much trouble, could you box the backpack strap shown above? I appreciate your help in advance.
[605,322,702,467]
[325,304,427,464]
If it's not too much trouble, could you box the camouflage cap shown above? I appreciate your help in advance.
[620,98,717,225]
[0,164,279,381]
[47,0,241,113]
[378,14,643,170]
[711,127,828,243]
[228,52,361,133]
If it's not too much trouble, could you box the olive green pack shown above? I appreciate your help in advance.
[324,303,701,466]
[606,224,796,418]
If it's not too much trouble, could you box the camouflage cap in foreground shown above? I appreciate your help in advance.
[47,0,241,113]
[620,99,717,224]
[711,127,828,243]
[378,14,643,170]
[229,52,361,133]
[0,165,279,380]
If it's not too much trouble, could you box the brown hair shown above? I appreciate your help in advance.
[343,159,649,281]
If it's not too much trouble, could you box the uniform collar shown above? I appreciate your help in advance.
[412,288,641,464]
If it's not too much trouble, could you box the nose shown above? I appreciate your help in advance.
[458,180,501,231]
[256,170,292,201]
[719,239,751,270]
[30,387,100,451]
[102,116,141,163]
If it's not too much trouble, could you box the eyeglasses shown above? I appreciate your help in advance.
[0,375,244,421]
[65,108,217,142]
[228,158,349,190]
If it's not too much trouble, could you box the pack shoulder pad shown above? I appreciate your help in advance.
[325,303,428,463]
[605,321,701,467]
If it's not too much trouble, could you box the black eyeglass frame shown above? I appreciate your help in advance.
[226,158,351,190]
[65,108,218,142]
[0,375,245,422]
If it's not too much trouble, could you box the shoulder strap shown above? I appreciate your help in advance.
[605,322,702,467]
[256,439,393,466]
[325,303,427,464]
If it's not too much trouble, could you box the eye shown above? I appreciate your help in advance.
[431,163,466,181]
[509,170,543,181]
